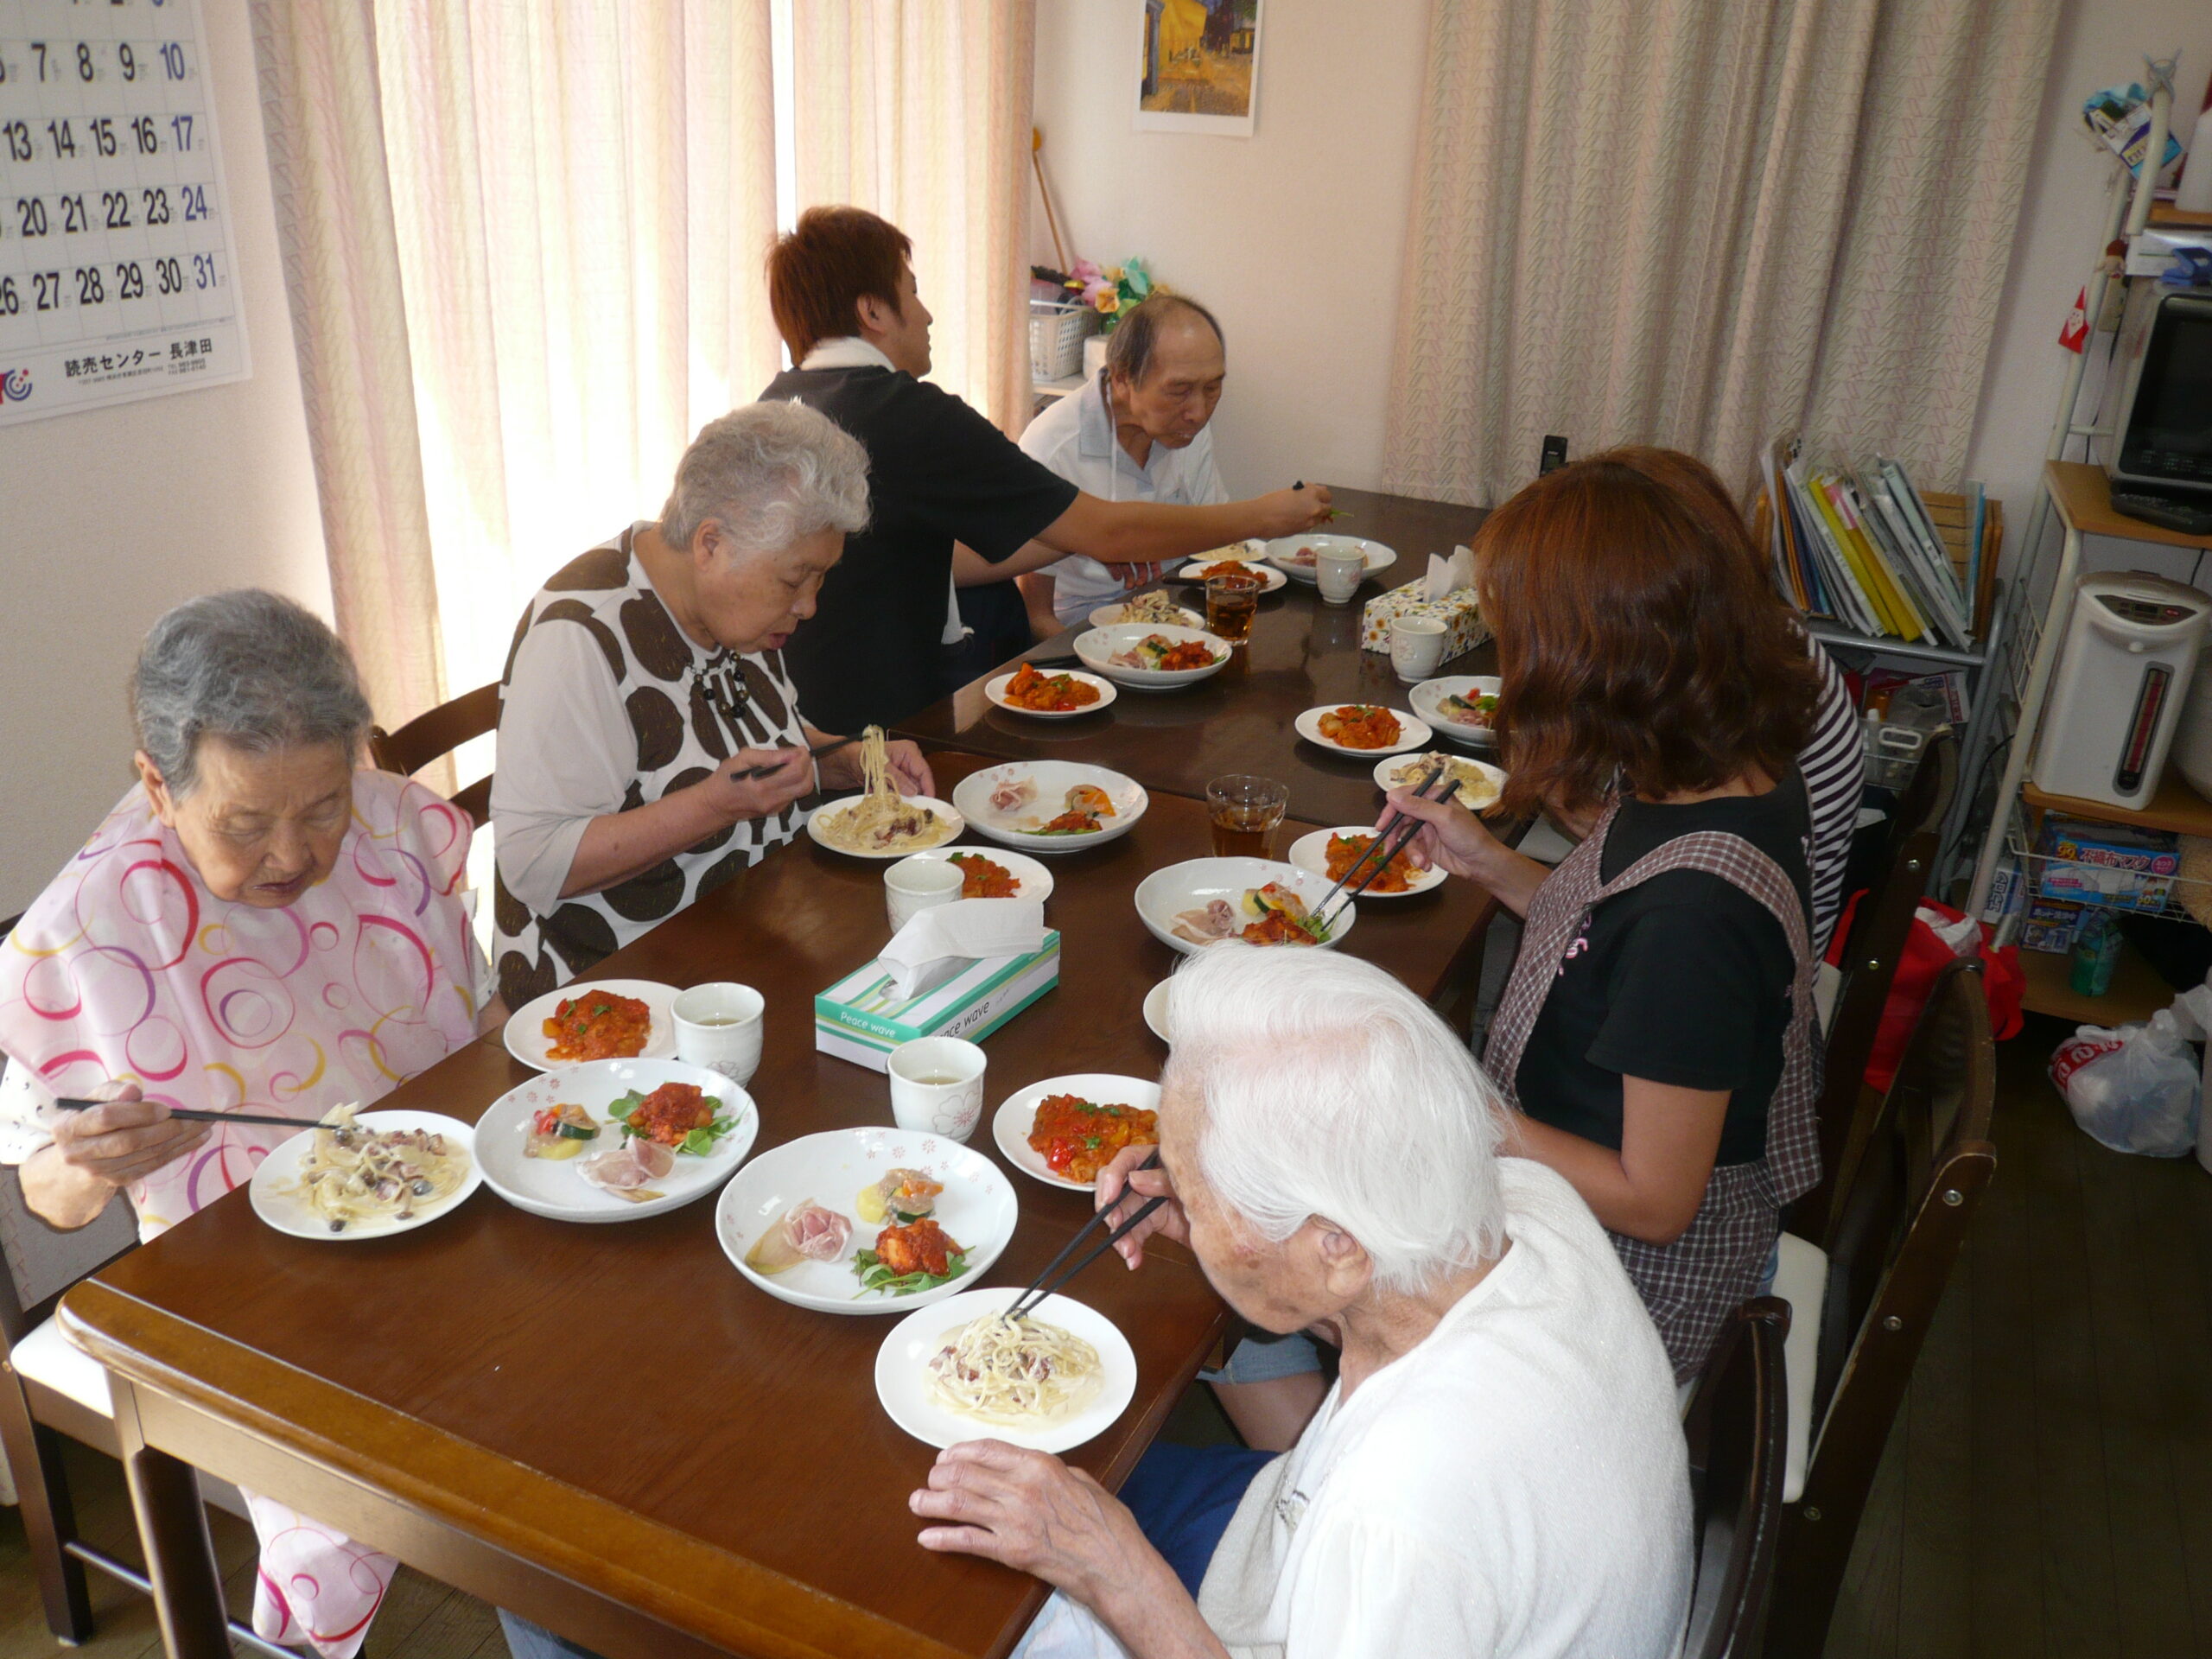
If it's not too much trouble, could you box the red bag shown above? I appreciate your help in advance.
[1826,893,2025,1091]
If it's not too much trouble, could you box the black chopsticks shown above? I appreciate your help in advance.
[734,733,862,780]
[1313,762,1459,931]
[56,1099,323,1130]
[1006,1151,1164,1322]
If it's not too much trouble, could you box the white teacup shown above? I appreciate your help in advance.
[886,855,965,931]
[887,1035,988,1142]
[1389,615,1448,682]
[1316,549,1366,607]
[672,982,765,1086]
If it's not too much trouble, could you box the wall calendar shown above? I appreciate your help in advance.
[0,0,246,428]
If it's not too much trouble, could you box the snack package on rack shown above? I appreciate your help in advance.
[2049,983,2212,1158]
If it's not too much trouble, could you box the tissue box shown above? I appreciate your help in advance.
[1360,581,1491,658]
[2034,817,2178,911]
[814,930,1060,1071]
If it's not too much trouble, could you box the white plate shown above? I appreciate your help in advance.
[1177,556,1287,594]
[250,1110,480,1241]
[1294,704,1433,758]
[1286,827,1449,899]
[1142,980,1172,1043]
[1133,857,1355,957]
[474,1059,758,1223]
[1262,534,1398,585]
[502,980,679,1071]
[983,668,1119,721]
[1071,623,1234,691]
[1370,752,1508,812]
[899,845,1056,904]
[950,761,1149,854]
[991,1073,1160,1192]
[715,1128,1019,1315]
[1087,600,1204,631]
[806,794,965,859]
[875,1288,1137,1454]
[1408,675,1500,749]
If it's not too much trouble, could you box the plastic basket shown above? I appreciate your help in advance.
[1028,301,1095,382]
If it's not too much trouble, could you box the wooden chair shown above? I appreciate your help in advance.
[1792,729,1957,1246]
[1682,1296,1791,1659]
[369,682,501,827]
[1763,957,1997,1657]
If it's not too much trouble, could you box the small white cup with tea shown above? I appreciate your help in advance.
[886,855,965,931]
[1389,614,1449,682]
[672,982,765,1086]
[1316,548,1367,606]
[887,1035,988,1142]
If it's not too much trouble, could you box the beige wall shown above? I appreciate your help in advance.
[0,0,326,917]
[1029,0,1430,496]
[1961,0,2212,564]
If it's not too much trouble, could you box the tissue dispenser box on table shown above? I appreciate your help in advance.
[1360,581,1491,658]
[814,930,1060,1071]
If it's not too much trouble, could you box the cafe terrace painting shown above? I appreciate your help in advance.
[1135,0,1262,137]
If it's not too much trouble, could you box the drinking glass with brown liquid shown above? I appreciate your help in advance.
[1205,574,1262,645]
[1206,773,1289,859]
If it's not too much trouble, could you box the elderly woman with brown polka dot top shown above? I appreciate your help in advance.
[491,400,934,1007]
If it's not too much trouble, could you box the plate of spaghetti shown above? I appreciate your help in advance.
[1287,827,1448,899]
[807,725,964,858]
[1294,703,1432,757]
[503,979,678,1071]
[251,1106,479,1240]
[898,846,1056,903]
[876,1289,1136,1452]
[985,663,1118,720]
[992,1073,1160,1191]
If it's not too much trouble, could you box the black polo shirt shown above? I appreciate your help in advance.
[760,364,1079,733]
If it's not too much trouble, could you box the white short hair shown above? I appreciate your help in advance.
[660,400,870,556]
[1163,943,1509,1295]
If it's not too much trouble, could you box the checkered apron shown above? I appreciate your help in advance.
[1484,796,1822,1382]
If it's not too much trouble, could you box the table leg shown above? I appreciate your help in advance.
[111,1376,232,1659]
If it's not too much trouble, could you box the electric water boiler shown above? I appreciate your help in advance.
[2035,572,2212,808]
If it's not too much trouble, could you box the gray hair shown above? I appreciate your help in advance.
[1163,943,1509,1296]
[131,590,372,798]
[660,400,870,556]
[1107,293,1224,387]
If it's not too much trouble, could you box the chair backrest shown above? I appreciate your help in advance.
[1682,1296,1790,1659]
[368,682,500,826]
[1795,729,1957,1243]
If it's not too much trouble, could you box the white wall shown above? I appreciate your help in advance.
[1930,0,2206,564]
[1028,0,1429,496]
[0,0,326,917]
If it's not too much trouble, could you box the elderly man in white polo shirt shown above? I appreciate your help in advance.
[1016,294,1233,631]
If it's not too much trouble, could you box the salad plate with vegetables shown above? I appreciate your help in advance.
[474,1058,757,1223]
[1409,675,1501,749]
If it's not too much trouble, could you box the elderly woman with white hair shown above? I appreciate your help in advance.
[492,399,933,1004]
[914,944,1693,1659]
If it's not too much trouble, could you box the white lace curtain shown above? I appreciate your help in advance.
[1384,0,2063,508]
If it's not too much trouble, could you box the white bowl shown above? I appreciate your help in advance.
[1294,704,1433,758]
[1263,534,1398,585]
[1286,827,1448,899]
[1177,555,1287,594]
[474,1059,757,1223]
[503,979,679,1071]
[715,1127,1020,1315]
[983,668,1118,721]
[1072,623,1234,691]
[1409,675,1500,749]
[1132,857,1355,957]
[1087,600,1204,631]
[991,1073,1160,1192]
[1370,752,1508,813]
[805,794,965,859]
[251,1110,480,1241]
[1142,980,1172,1043]
[896,845,1055,903]
[875,1288,1136,1454]
[951,761,1149,854]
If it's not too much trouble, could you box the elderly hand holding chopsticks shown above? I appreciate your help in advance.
[1093,1143,1189,1270]
[1382,788,1551,918]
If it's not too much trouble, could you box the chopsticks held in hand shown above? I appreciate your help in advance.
[733,733,861,781]
[56,1099,321,1130]
[1315,763,1460,932]
[1007,1151,1166,1323]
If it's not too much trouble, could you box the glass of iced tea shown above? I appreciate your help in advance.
[1205,573,1262,645]
[1206,773,1289,859]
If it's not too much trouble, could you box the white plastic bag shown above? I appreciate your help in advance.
[2049,990,2210,1157]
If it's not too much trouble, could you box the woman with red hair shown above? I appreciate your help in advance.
[1393,447,1825,1384]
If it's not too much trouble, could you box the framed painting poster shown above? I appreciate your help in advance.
[1135,0,1262,137]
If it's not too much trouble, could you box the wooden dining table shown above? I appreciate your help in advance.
[60,742,1502,1659]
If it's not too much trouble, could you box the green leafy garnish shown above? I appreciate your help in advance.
[607,1090,737,1156]
[850,1248,970,1298]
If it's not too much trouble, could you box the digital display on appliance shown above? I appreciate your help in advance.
[2118,296,2212,488]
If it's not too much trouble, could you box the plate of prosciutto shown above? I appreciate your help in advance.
[474,1059,756,1223]
[950,760,1149,853]
[716,1127,1020,1315]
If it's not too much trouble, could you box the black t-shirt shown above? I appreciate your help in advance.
[760,365,1079,732]
[1510,772,1812,1168]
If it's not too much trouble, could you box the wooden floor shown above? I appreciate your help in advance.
[0,1011,2202,1658]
